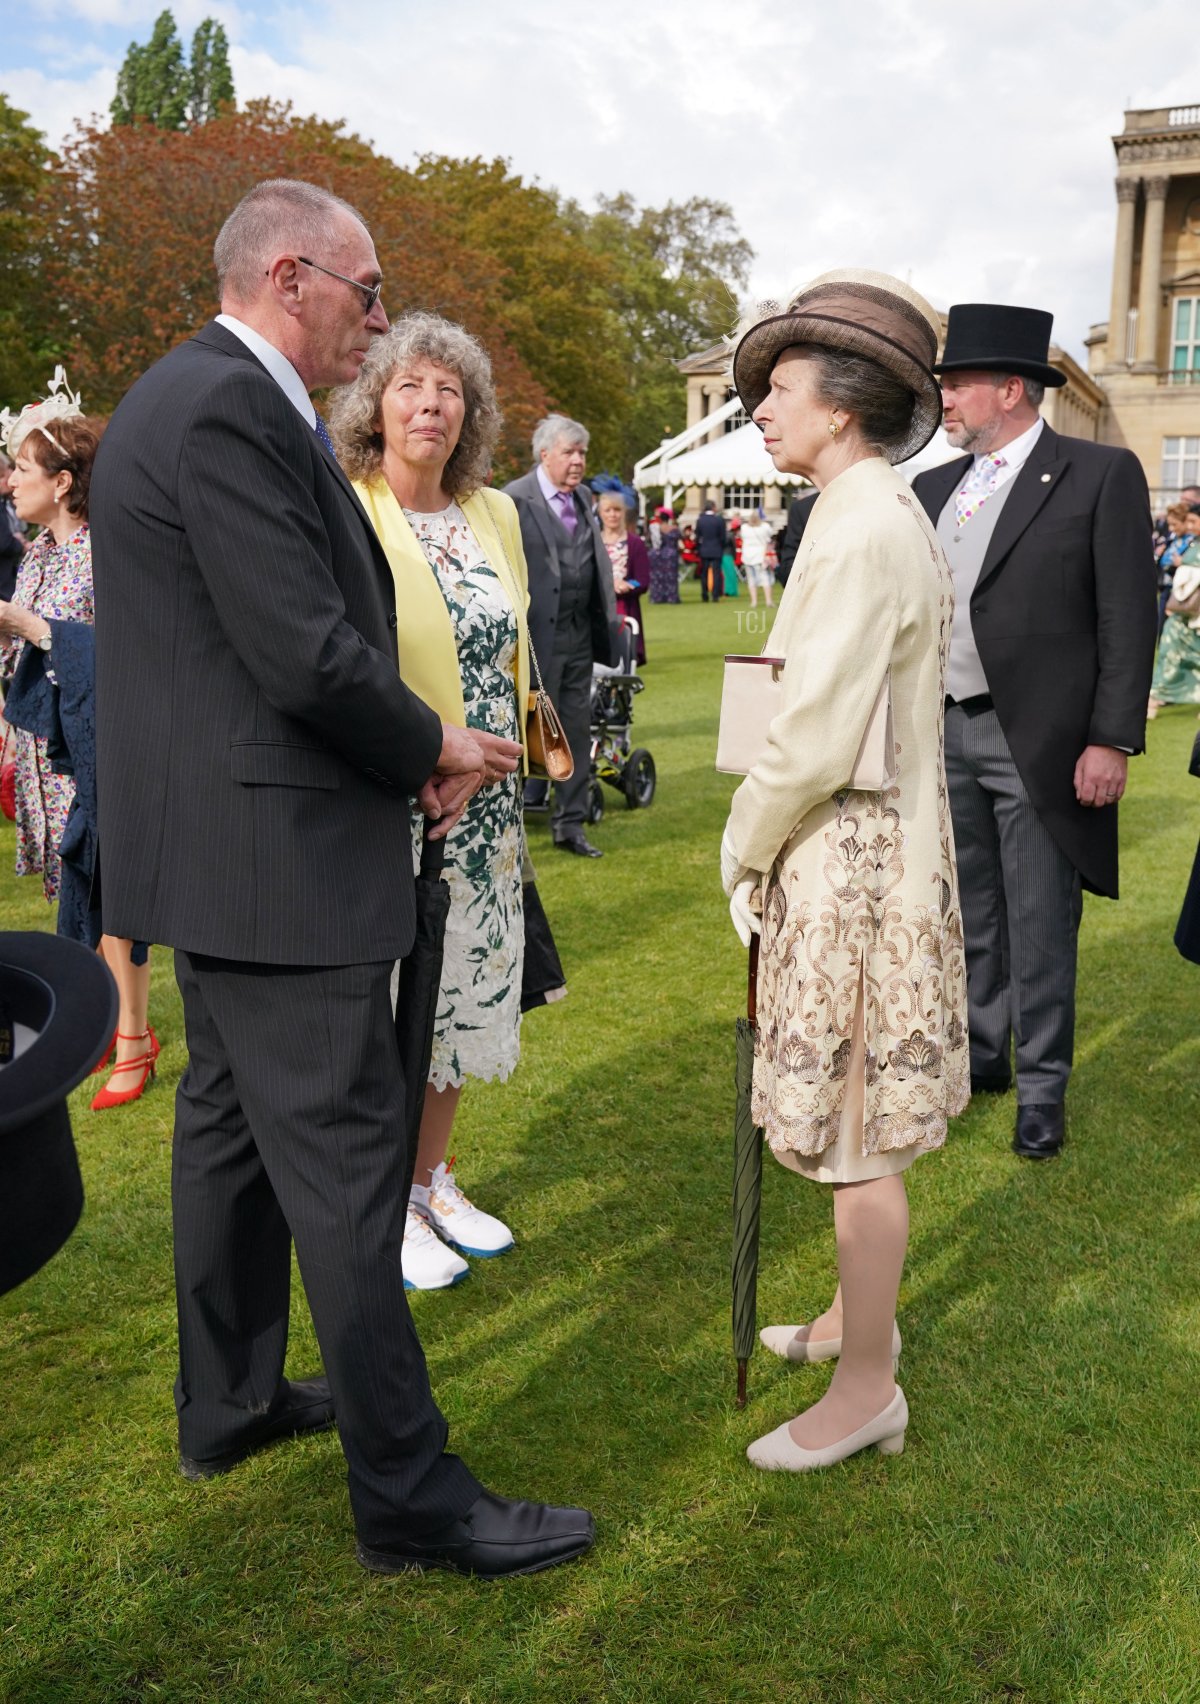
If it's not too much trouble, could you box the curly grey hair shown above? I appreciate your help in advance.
[328,312,502,497]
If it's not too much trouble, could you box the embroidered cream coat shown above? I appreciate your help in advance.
[726,455,970,1159]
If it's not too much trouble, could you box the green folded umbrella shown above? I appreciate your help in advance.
[732,938,765,1409]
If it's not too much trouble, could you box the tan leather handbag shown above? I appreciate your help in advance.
[526,632,574,781]
[716,654,895,789]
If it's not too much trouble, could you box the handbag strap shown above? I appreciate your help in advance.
[485,495,547,696]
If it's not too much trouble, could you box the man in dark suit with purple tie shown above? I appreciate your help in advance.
[90,178,593,1577]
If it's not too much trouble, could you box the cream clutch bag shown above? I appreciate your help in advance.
[716,654,896,789]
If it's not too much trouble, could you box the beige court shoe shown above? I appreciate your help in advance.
[747,1386,908,1472]
[759,1321,901,1367]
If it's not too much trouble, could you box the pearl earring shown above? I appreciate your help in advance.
[828,419,841,437]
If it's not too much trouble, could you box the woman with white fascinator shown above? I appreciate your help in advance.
[720,270,970,1471]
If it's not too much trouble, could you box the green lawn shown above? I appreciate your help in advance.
[3,587,1199,1704]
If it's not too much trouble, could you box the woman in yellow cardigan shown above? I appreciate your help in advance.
[330,314,530,1292]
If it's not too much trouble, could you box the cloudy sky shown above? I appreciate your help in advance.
[5,0,1200,361]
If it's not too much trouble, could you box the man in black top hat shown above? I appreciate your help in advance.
[911,304,1156,1159]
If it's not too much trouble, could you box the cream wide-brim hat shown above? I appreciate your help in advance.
[730,268,943,465]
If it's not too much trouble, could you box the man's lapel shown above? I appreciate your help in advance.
[527,476,563,567]
[977,424,1069,592]
[915,454,970,526]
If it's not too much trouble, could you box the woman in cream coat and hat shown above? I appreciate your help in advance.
[330,313,528,1293]
[721,271,970,1471]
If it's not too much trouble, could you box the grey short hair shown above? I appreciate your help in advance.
[327,312,502,498]
[214,178,368,300]
[532,414,588,459]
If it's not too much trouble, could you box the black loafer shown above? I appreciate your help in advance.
[179,1376,336,1480]
[554,833,603,858]
[971,1071,1012,1095]
[1012,1102,1065,1160]
[356,1488,595,1579]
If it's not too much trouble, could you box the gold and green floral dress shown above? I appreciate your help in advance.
[404,503,524,1088]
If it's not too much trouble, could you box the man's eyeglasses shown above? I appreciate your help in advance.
[296,256,382,316]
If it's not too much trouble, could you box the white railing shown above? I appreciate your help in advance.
[1169,106,1200,127]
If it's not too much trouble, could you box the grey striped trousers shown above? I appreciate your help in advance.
[944,705,1082,1103]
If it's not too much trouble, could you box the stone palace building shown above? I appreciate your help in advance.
[669,102,1200,521]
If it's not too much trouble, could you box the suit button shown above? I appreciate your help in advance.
[953,533,962,542]
[387,613,397,629]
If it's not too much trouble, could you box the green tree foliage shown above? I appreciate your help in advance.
[409,159,753,472]
[0,95,61,408]
[189,20,235,126]
[110,10,189,129]
[584,192,753,470]
[110,9,235,130]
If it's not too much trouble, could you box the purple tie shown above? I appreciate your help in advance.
[555,489,577,537]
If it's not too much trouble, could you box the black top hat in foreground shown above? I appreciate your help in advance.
[934,303,1066,388]
[0,933,117,1295]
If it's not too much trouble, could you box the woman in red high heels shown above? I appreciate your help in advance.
[0,374,158,1109]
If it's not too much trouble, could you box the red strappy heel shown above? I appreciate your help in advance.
[89,1028,118,1075]
[90,1027,159,1111]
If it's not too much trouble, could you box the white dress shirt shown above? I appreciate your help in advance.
[215,313,316,428]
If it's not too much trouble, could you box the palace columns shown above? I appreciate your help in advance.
[1106,177,1140,365]
[1134,174,1169,371]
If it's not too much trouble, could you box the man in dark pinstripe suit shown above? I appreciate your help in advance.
[90,180,593,1578]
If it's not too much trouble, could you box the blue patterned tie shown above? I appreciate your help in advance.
[313,414,338,462]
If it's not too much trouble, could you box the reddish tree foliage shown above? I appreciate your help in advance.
[41,102,551,477]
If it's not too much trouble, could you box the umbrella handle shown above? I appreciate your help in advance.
[746,935,759,1025]
[736,1358,748,1409]
[420,820,448,881]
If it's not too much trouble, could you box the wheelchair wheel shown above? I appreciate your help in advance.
[623,748,656,809]
[587,778,605,824]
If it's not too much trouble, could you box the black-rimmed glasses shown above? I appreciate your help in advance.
[296,256,382,316]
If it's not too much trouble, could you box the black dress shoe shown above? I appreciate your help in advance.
[554,833,603,858]
[1012,1102,1065,1160]
[356,1488,595,1579]
[971,1071,1012,1095]
[179,1377,336,1480]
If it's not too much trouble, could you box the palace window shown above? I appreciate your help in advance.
[723,485,764,511]
[1169,297,1200,383]
[1162,436,1200,489]
[723,389,750,432]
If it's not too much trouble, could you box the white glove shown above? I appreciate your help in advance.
[729,879,762,949]
[720,822,740,895]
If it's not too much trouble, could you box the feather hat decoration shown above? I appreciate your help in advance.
[0,367,84,457]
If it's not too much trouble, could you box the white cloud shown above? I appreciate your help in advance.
[9,0,1200,361]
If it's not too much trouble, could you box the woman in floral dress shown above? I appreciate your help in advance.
[332,314,532,1292]
[0,401,160,1111]
[1,443,95,901]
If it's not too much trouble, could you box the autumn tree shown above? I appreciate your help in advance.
[0,95,61,409]
[110,10,235,129]
[40,103,550,473]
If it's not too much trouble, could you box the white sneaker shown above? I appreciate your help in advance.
[413,1160,515,1258]
[402,1206,469,1291]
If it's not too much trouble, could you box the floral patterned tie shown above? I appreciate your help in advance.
[954,451,1007,527]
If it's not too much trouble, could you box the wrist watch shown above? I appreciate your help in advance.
[32,627,51,654]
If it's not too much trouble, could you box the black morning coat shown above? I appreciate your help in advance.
[912,424,1157,899]
[90,321,444,965]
